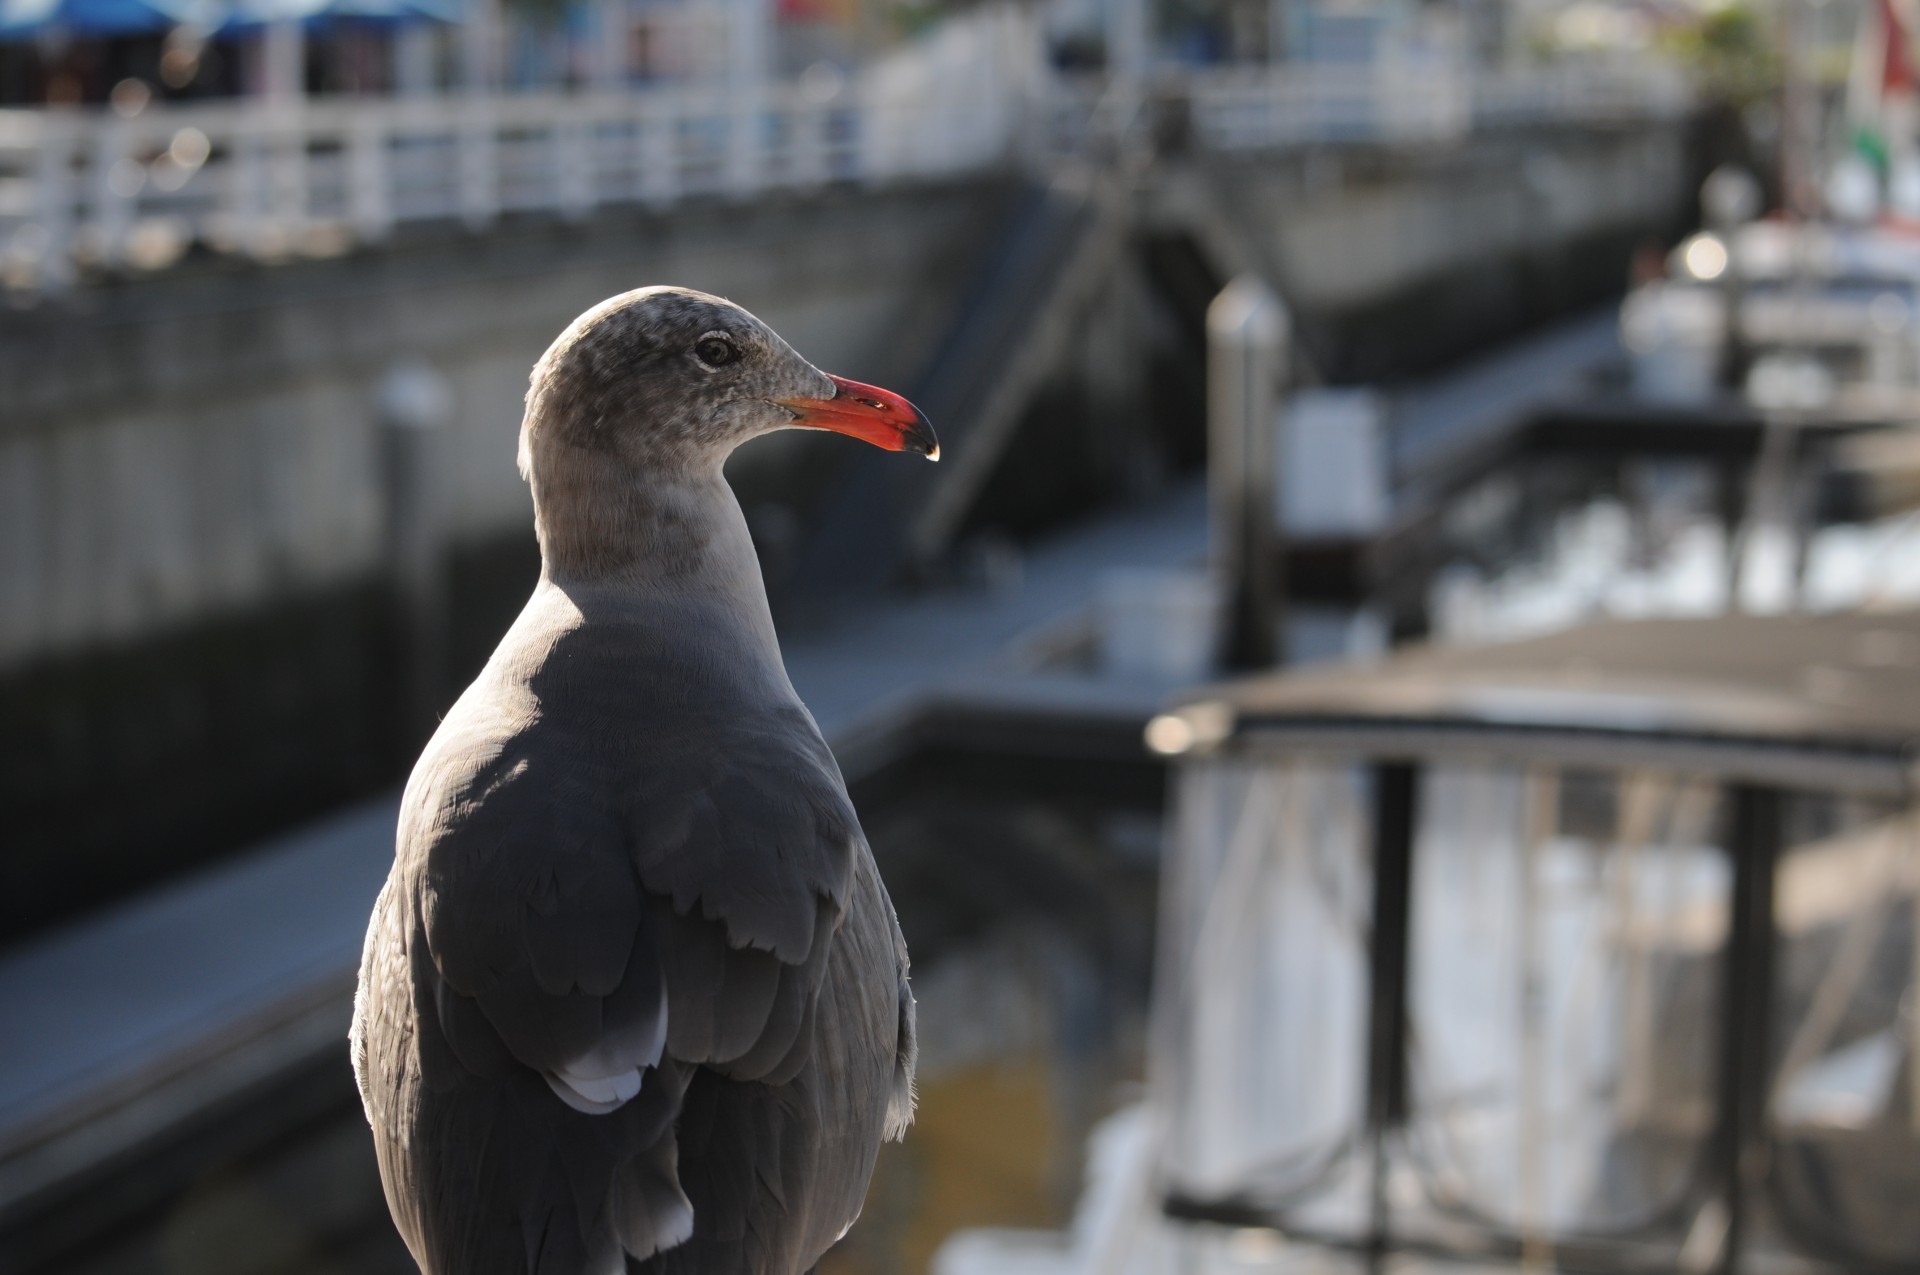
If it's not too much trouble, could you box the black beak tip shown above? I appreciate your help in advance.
[906,416,940,461]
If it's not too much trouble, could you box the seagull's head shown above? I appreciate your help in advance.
[520,287,937,478]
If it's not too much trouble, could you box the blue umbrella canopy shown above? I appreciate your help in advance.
[0,0,210,36]
[215,0,454,29]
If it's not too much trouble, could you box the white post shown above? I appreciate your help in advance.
[256,18,309,244]
[636,92,677,206]
[88,118,134,267]
[348,114,392,240]
[459,106,499,227]
[264,18,305,102]
[854,64,886,185]
[461,0,500,90]
[1206,275,1288,670]
[591,0,628,89]
[35,113,76,290]
[395,24,438,96]
[460,0,500,227]
[267,116,308,238]
[556,113,594,219]
[724,0,768,195]
[794,73,834,187]
[229,120,267,254]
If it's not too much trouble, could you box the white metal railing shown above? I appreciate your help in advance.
[0,58,1690,292]
[0,80,1014,289]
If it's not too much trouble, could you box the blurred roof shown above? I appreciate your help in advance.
[0,0,206,35]
[0,0,451,35]
[1167,611,1920,794]
[215,0,455,30]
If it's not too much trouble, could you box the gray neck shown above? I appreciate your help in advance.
[530,445,785,670]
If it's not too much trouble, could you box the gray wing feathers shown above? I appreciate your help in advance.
[419,750,668,1091]
[885,966,918,1141]
[356,611,910,1275]
[631,853,912,1275]
[630,715,856,962]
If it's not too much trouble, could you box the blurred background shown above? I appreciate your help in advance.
[4,0,1920,1267]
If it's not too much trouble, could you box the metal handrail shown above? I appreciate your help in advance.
[0,59,1692,293]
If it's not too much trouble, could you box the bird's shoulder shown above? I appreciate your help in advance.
[391,582,868,1086]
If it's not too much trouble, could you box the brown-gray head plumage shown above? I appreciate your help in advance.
[352,286,920,1275]
[515,287,931,583]
[520,287,835,476]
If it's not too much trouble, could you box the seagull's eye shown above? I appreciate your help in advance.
[694,334,739,369]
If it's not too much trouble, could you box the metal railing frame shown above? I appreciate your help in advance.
[1158,718,1917,1274]
[0,59,1690,293]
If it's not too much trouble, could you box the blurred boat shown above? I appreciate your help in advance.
[939,608,1920,1274]
[1624,219,1920,416]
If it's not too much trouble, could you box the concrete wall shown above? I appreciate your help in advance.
[0,179,1020,671]
[1158,125,1692,377]
[1268,132,1688,309]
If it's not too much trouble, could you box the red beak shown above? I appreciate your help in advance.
[777,375,939,460]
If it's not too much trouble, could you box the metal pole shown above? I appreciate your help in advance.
[1701,165,1761,393]
[1716,785,1781,1275]
[1364,761,1417,1262]
[1517,769,1558,1273]
[1206,275,1287,670]
[1779,0,1816,222]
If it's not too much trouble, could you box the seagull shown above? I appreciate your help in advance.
[351,287,934,1275]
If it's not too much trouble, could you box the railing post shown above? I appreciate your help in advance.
[395,23,437,95]
[635,92,677,207]
[854,74,888,187]
[1206,275,1288,670]
[88,117,134,268]
[347,112,392,242]
[1364,761,1419,1258]
[459,0,501,229]
[268,107,308,239]
[556,112,594,220]
[725,0,768,196]
[590,0,627,89]
[458,101,498,229]
[229,119,267,256]
[35,112,76,291]
[263,18,305,104]
[1715,785,1782,1275]
[796,91,829,188]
